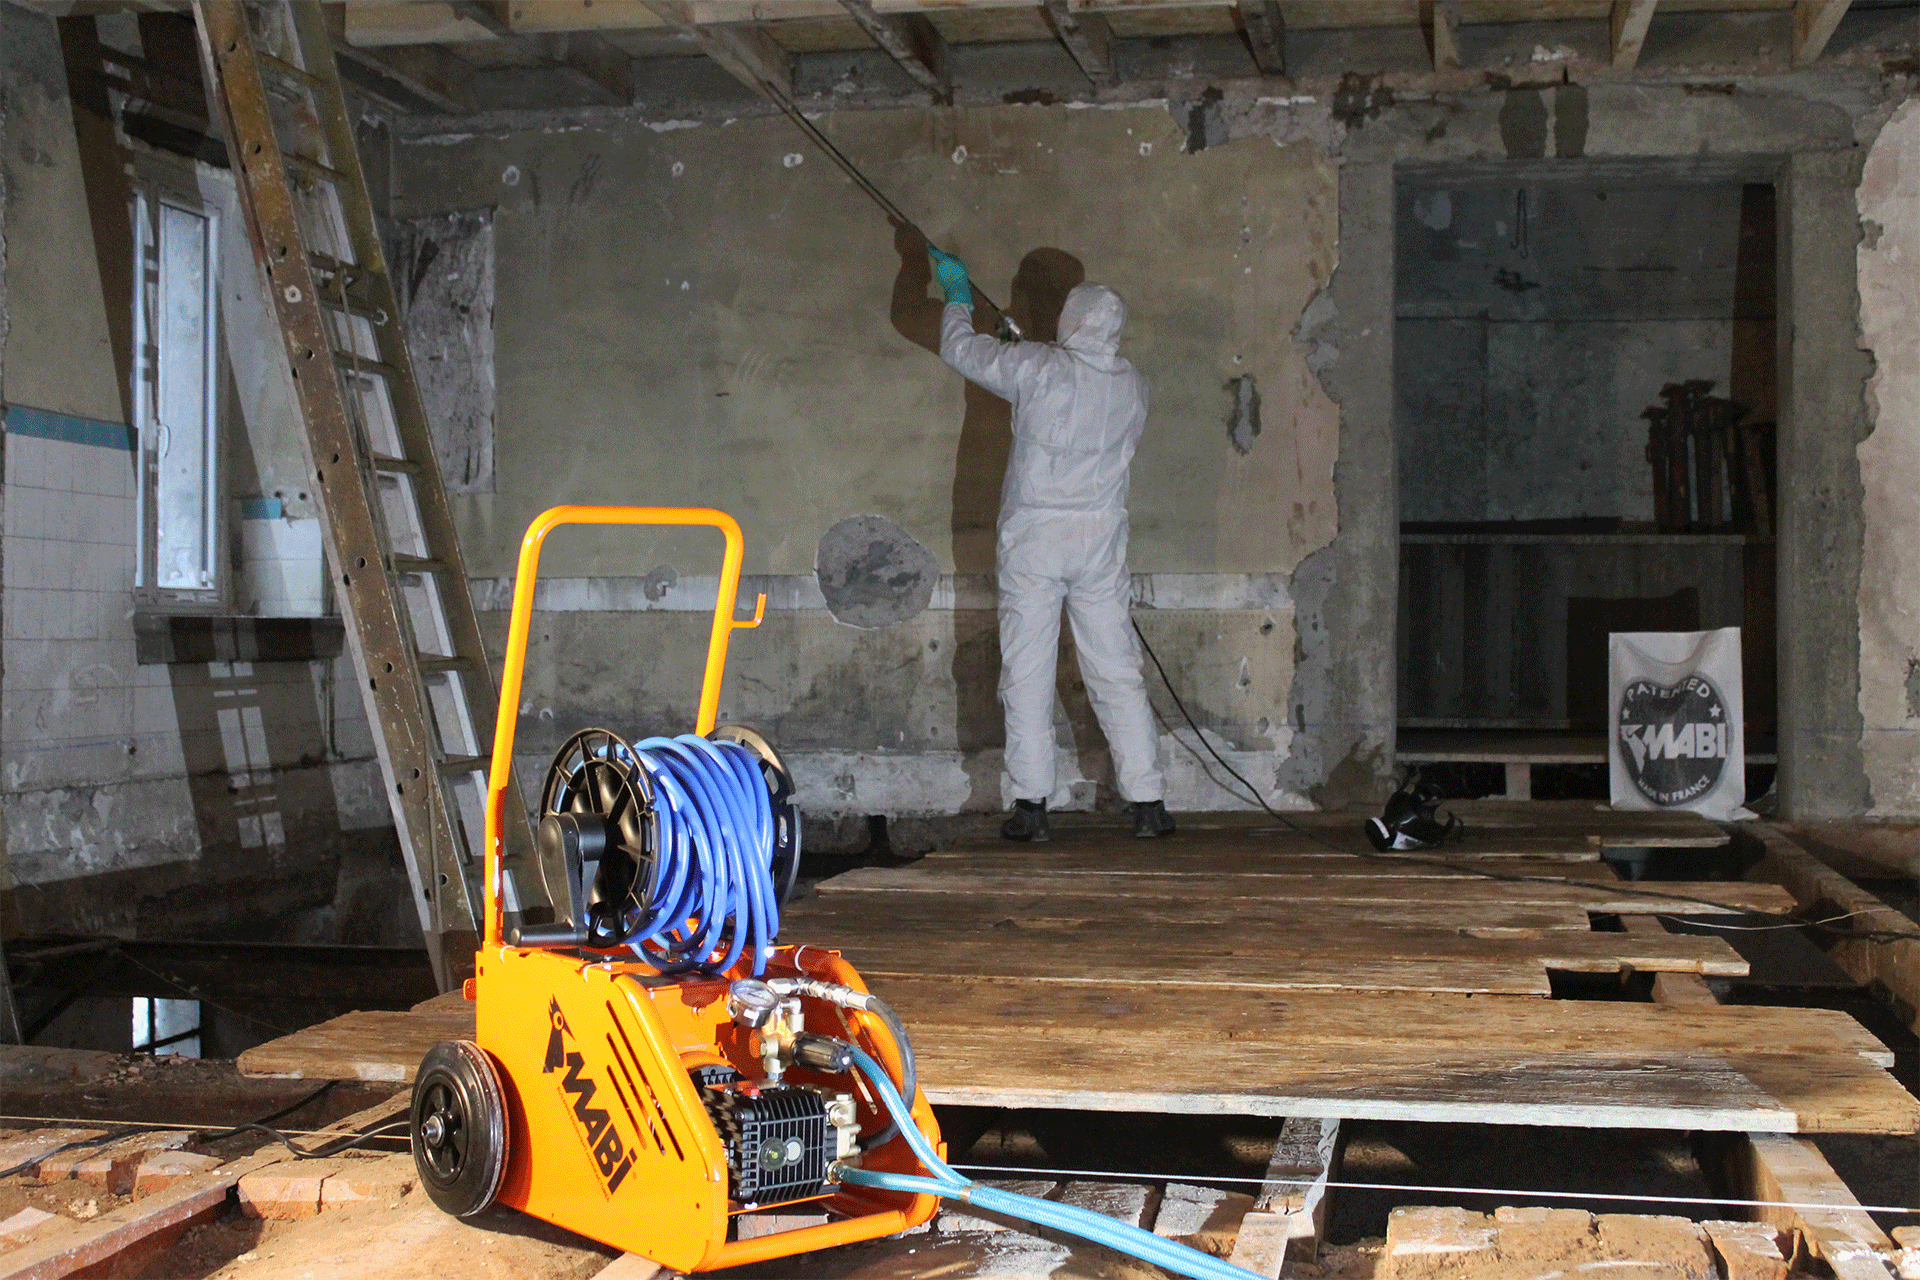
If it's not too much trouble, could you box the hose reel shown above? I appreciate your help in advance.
[514,724,801,968]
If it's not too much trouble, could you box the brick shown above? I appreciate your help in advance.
[1493,1206,1596,1259]
[238,1159,359,1220]
[71,1132,192,1195]
[1704,1220,1789,1280]
[1387,1206,1498,1257]
[938,1179,1058,1234]
[1595,1214,1716,1280]
[318,1154,418,1208]
[1059,1181,1152,1229]
[132,1151,225,1198]
[1153,1183,1256,1257]
[1892,1228,1919,1280]
[0,1129,108,1182]
[1154,1183,1235,1238]
[0,1206,63,1249]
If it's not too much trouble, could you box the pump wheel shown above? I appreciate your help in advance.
[411,1041,509,1218]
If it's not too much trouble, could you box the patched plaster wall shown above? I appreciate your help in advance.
[1855,97,1920,816]
[395,103,1340,814]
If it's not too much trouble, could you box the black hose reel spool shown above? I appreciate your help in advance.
[533,725,802,951]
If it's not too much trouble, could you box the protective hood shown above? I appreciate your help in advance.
[1056,283,1126,364]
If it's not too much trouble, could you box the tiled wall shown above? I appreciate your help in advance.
[236,498,327,617]
[1,408,387,913]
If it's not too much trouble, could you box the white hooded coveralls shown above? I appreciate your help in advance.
[940,283,1164,803]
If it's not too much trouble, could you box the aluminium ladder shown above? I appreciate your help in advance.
[189,0,550,988]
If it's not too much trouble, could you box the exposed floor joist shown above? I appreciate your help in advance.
[450,0,633,104]
[644,0,792,100]
[1610,0,1660,71]
[839,0,951,104]
[1793,0,1855,65]
[1040,0,1117,85]
[1423,0,1463,70]
[1237,0,1288,77]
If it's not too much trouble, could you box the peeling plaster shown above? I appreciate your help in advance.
[1854,97,1920,815]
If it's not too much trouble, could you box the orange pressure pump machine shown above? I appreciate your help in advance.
[407,507,941,1272]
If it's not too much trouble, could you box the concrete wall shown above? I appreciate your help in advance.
[394,104,1342,814]
[0,4,406,944]
[1855,98,1920,817]
[1396,182,1748,525]
[390,59,1915,819]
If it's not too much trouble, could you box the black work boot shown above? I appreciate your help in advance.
[1000,798,1049,842]
[1131,800,1175,838]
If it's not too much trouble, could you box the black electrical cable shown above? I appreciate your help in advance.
[1129,617,1920,945]
[0,1084,398,1180]
[203,1119,412,1161]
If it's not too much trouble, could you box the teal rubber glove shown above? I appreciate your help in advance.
[928,247,973,308]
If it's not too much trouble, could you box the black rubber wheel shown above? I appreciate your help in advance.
[411,1041,509,1218]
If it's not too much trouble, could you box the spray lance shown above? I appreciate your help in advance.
[726,45,1024,341]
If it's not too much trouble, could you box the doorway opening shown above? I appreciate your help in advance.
[1392,165,1778,802]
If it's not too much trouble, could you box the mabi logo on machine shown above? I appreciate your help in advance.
[1617,674,1731,806]
[544,999,637,1195]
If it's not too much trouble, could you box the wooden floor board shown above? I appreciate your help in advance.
[233,809,1918,1139]
[862,979,1897,1065]
[815,868,1794,915]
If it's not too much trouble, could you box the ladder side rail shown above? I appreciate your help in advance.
[191,0,479,986]
[285,1,547,915]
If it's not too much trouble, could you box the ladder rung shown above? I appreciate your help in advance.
[372,454,422,475]
[307,250,363,278]
[282,150,349,190]
[334,351,401,380]
[259,52,321,89]
[438,755,489,778]
[320,292,390,325]
[392,554,449,575]
[418,655,476,675]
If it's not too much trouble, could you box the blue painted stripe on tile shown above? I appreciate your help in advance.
[239,497,284,520]
[4,405,136,452]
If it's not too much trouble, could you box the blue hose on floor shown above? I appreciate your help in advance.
[837,1045,1267,1280]
[620,734,779,977]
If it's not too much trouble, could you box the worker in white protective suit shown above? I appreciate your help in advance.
[929,246,1174,842]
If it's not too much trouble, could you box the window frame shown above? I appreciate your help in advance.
[130,164,226,610]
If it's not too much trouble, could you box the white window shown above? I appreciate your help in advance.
[133,185,221,601]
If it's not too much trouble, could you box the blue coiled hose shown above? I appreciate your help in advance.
[615,734,780,977]
[837,1046,1266,1280]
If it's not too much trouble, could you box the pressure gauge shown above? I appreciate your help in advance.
[727,979,781,1029]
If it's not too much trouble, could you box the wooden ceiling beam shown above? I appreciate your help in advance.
[1790,0,1851,66]
[451,1,633,103]
[1040,0,1116,85]
[1422,0,1462,70]
[1610,0,1659,72]
[840,0,951,104]
[644,1,794,100]
[1237,0,1287,77]
[325,6,479,112]
[342,2,499,47]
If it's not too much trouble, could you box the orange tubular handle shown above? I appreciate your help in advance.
[483,506,768,948]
